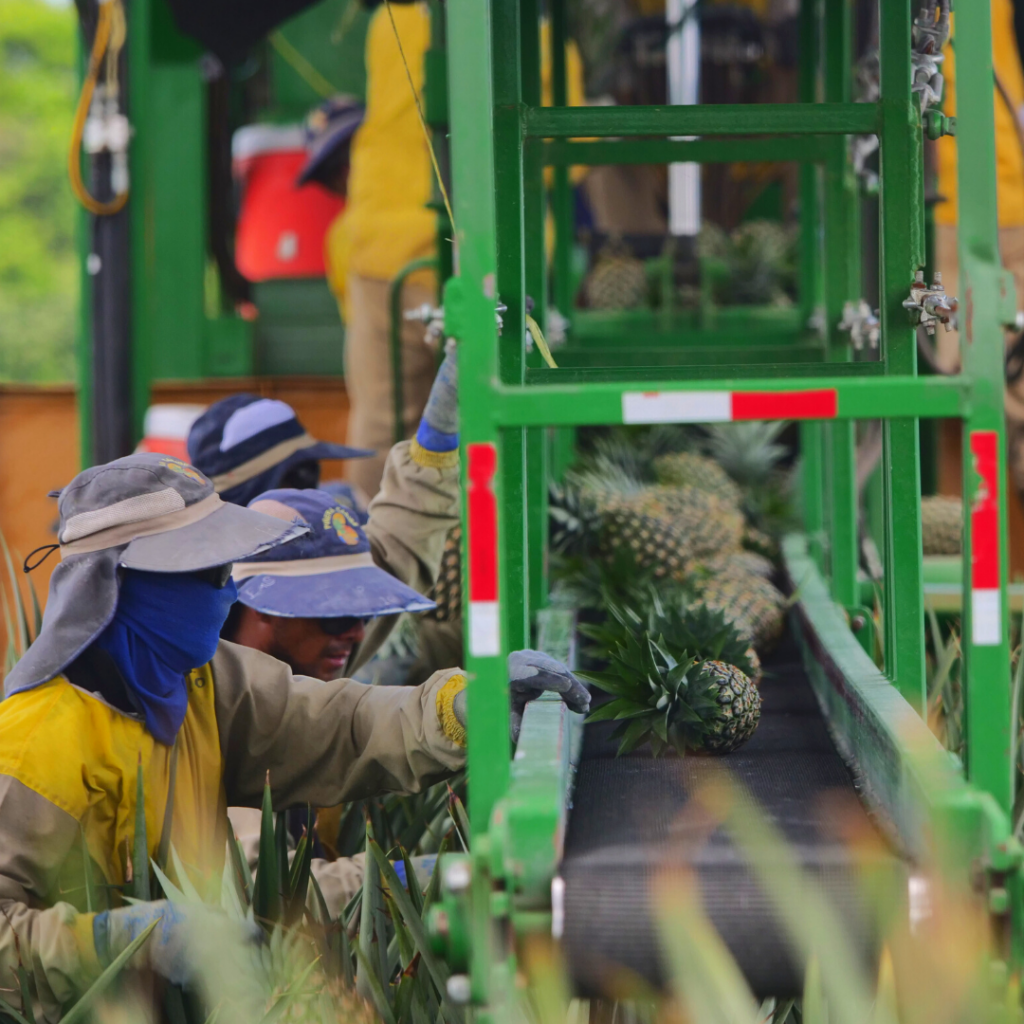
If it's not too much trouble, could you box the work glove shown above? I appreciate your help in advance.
[447,650,590,744]
[421,340,458,437]
[93,900,261,988]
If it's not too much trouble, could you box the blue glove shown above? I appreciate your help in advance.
[417,341,458,451]
[93,900,260,987]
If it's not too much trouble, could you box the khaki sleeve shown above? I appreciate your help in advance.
[0,776,97,1022]
[353,440,461,671]
[213,640,465,809]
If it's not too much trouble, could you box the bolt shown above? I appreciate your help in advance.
[851,614,866,632]
[447,975,472,1004]
[445,861,471,893]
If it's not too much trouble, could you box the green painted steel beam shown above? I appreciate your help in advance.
[540,136,836,167]
[522,102,879,138]
[485,375,968,427]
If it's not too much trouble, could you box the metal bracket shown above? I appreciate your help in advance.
[838,299,881,354]
[902,270,958,334]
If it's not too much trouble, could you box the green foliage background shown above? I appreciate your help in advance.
[0,0,77,383]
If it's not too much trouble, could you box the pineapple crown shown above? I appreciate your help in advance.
[553,547,661,612]
[548,481,603,558]
[577,629,750,756]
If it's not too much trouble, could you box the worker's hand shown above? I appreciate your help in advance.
[421,340,458,437]
[93,899,261,987]
[507,649,590,742]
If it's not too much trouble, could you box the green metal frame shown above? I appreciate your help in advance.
[433,0,1021,1009]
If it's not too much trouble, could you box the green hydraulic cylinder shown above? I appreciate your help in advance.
[953,1,1014,816]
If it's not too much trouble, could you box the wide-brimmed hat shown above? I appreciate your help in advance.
[188,395,372,507]
[5,453,307,696]
[296,96,365,187]
[233,488,435,619]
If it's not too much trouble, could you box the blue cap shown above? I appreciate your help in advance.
[296,96,365,187]
[187,395,373,508]
[232,488,436,619]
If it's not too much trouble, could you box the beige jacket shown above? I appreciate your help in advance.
[0,546,464,1022]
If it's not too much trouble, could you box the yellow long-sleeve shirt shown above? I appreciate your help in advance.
[325,5,585,313]
[936,0,1024,227]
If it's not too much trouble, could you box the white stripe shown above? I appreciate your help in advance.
[622,390,731,424]
[469,601,501,657]
[972,588,1002,646]
[232,550,376,580]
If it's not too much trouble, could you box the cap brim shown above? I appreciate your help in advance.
[296,119,363,186]
[237,565,436,618]
[120,502,307,573]
[300,441,375,461]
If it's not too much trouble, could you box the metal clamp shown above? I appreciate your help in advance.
[902,270,958,334]
[838,299,880,353]
[405,301,508,348]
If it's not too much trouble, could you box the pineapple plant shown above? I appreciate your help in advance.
[425,524,462,622]
[921,495,962,556]
[579,629,761,756]
[653,450,742,508]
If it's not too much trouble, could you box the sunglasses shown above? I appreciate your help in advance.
[319,616,369,636]
[194,564,234,589]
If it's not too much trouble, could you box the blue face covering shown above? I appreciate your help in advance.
[93,569,238,745]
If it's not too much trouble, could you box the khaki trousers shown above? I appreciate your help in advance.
[344,271,437,498]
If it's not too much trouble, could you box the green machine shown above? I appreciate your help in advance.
[421,0,1024,1012]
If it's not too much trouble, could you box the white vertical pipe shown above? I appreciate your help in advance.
[666,0,700,236]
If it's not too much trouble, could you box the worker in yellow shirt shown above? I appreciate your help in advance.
[934,0,1024,489]
[326,0,585,498]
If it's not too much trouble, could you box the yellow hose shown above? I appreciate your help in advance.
[69,0,129,216]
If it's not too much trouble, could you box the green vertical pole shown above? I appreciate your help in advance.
[550,0,573,325]
[878,0,926,712]
[801,421,826,568]
[446,0,508,835]
[492,0,530,651]
[823,0,858,609]
[955,1,1013,815]
[797,0,822,323]
[526,427,549,615]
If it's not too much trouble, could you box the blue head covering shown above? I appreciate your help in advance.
[92,570,238,745]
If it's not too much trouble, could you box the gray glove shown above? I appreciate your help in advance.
[93,899,260,987]
[421,340,458,436]
[508,649,590,741]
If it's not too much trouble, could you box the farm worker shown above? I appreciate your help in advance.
[295,94,365,195]
[933,0,1024,488]
[187,394,372,508]
[0,447,588,1019]
[327,0,587,498]
[198,342,461,679]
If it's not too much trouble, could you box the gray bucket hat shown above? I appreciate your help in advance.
[5,452,307,696]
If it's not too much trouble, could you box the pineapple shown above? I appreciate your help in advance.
[425,524,462,622]
[653,451,742,508]
[584,244,648,310]
[579,630,761,756]
[625,486,745,560]
[706,549,775,580]
[742,523,778,560]
[921,495,962,556]
[588,593,762,687]
[695,569,786,653]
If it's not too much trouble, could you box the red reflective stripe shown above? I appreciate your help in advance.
[467,443,499,602]
[731,389,838,421]
[970,430,999,590]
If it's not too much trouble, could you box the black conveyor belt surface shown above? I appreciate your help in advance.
[560,628,900,998]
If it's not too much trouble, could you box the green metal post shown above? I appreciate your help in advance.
[797,0,822,324]
[823,0,858,609]
[801,421,826,567]
[878,0,926,713]
[550,0,573,327]
[955,1,1013,815]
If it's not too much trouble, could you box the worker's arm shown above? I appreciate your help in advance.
[0,776,100,1021]
[213,640,466,809]
[354,344,461,671]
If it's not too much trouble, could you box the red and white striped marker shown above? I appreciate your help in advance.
[467,442,501,657]
[970,430,1001,646]
[622,388,838,424]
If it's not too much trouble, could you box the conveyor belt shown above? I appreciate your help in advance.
[560,627,903,998]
